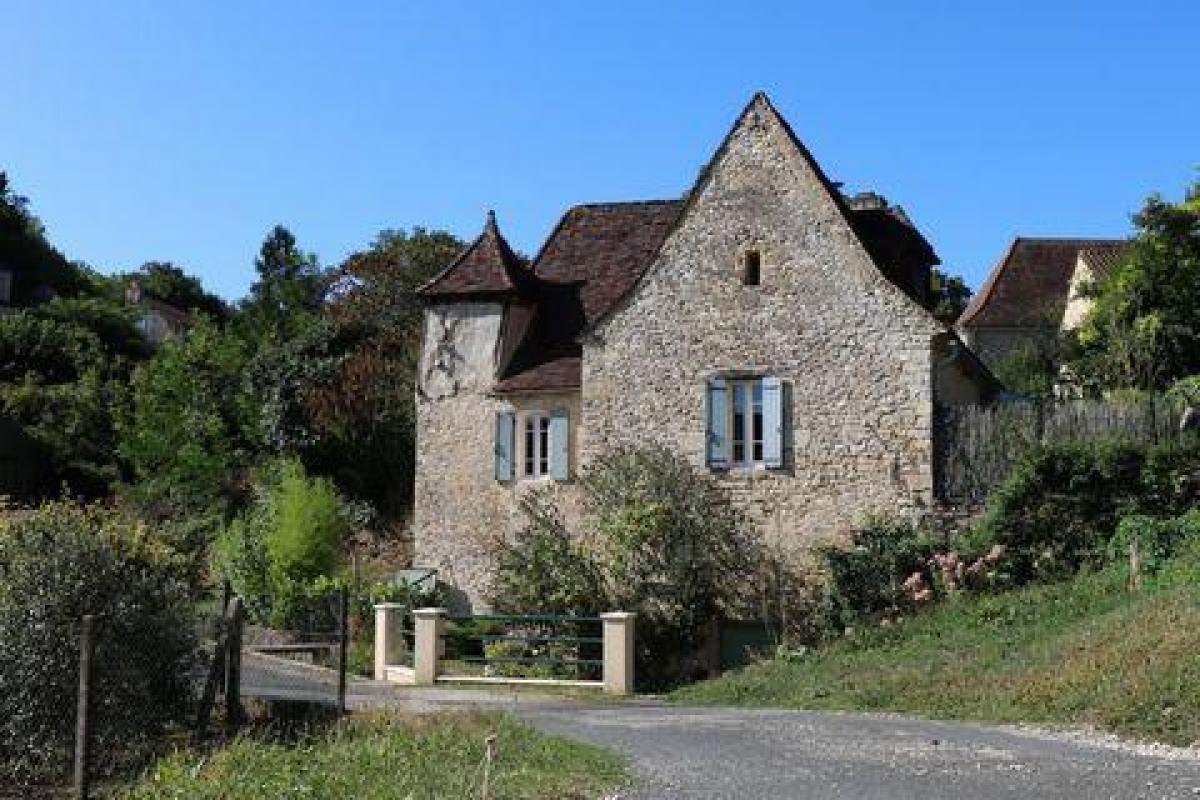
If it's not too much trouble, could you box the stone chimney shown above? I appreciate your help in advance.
[846,191,888,211]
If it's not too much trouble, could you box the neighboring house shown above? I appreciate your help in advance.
[956,238,1128,369]
[412,92,996,610]
[125,280,191,343]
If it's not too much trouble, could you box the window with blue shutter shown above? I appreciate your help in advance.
[549,407,570,480]
[709,375,784,470]
[495,411,514,481]
[706,378,729,468]
[761,376,783,468]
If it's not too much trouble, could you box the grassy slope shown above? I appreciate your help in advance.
[118,712,626,800]
[673,568,1200,745]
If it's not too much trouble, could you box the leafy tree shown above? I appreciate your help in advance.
[301,227,463,519]
[0,306,140,498]
[1070,179,1200,390]
[119,317,259,518]
[120,261,230,320]
[928,267,973,326]
[239,225,327,343]
[0,172,93,303]
[246,317,340,453]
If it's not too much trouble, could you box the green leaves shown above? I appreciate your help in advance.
[120,316,259,517]
[493,447,762,689]
[0,502,197,786]
[1071,179,1200,390]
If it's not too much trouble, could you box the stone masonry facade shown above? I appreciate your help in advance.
[412,93,992,610]
[583,99,949,562]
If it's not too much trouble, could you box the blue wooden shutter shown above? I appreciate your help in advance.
[706,378,728,468]
[549,406,569,481]
[495,411,514,481]
[762,376,783,468]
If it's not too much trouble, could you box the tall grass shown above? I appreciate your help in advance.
[119,712,626,799]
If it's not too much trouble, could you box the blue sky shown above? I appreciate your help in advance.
[3,1,1197,300]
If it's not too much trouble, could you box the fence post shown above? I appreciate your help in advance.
[225,597,244,727]
[1129,536,1143,593]
[74,614,95,800]
[337,587,349,714]
[413,608,446,685]
[374,602,408,681]
[601,612,636,696]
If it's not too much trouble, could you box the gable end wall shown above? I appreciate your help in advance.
[580,100,944,558]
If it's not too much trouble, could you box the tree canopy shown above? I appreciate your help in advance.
[1069,179,1200,390]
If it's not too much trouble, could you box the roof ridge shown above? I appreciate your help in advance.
[572,198,681,208]
[416,211,525,297]
[1012,236,1128,244]
[956,238,1021,327]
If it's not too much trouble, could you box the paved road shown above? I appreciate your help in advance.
[242,653,1200,799]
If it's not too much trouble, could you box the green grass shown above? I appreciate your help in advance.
[117,712,626,799]
[673,566,1200,745]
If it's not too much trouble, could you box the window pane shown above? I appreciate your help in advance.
[524,417,535,476]
[752,380,764,462]
[732,382,746,465]
[539,417,550,475]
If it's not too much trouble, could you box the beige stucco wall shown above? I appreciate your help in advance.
[1060,255,1096,332]
[580,98,946,561]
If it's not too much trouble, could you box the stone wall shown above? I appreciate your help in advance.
[958,325,1054,372]
[412,301,583,610]
[580,96,947,560]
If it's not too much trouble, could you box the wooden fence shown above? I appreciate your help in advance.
[934,396,1184,508]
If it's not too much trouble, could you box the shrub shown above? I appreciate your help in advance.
[587,448,762,688]
[215,459,358,628]
[964,438,1200,583]
[1107,510,1200,577]
[491,447,762,689]
[818,515,936,629]
[0,502,197,787]
[492,492,606,617]
[266,460,345,586]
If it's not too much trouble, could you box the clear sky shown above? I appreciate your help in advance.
[3,1,1197,300]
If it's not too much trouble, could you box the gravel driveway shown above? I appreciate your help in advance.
[242,653,1200,799]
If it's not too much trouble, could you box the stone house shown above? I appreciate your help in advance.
[412,93,995,610]
[124,280,192,344]
[956,238,1128,369]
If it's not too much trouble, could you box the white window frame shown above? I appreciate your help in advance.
[520,412,552,479]
[728,378,766,469]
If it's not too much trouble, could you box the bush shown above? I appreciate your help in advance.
[491,492,606,617]
[1107,510,1200,577]
[0,502,197,787]
[965,438,1200,583]
[215,459,358,628]
[491,447,761,689]
[818,515,936,629]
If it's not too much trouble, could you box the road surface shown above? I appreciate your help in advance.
[242,652,1200,799]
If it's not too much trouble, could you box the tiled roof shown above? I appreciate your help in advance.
[1078,242,1130,283]
[530,200,683,324]
[494,201,682,393]
[493,354,581,393]
[958,238,1128,329]
[418,211,528,297]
